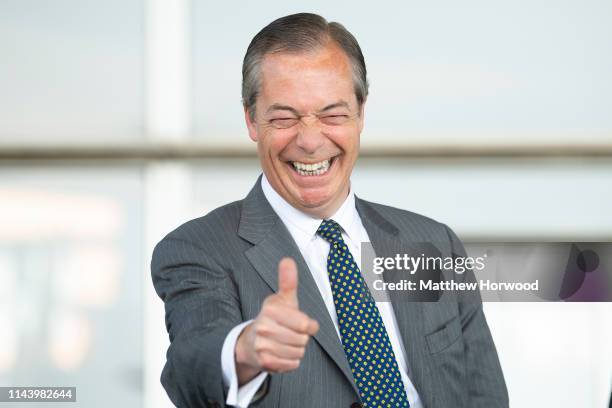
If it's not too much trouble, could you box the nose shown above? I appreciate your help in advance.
[295,116,326,155]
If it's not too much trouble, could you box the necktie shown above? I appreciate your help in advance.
[317,219,410,408]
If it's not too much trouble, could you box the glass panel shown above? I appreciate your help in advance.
[0,0,144,145]
[0,165,143,407]
[192,158,261,213]
[351,157,612,239]
[193,0,612,148]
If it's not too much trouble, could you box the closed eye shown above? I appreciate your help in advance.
[320,114,350,126]
[270,118,299,129]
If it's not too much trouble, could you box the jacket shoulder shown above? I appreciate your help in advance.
[359,199,468,262]
[158,199,243,249]
[359,199,452,242]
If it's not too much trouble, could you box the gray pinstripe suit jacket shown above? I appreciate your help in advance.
[151,176,508,408]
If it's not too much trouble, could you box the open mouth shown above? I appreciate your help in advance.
[289,156,337,176]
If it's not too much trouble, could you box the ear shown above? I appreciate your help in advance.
[244,106,259,142]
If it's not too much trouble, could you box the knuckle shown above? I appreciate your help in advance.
[253,338,266,353]
[262,302,280,318]
[254,320,276,338]
[260,301,273,314]
[258,353,271,369]
[254,323,267,337]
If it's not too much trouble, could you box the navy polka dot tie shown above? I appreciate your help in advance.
[317,219,410,408]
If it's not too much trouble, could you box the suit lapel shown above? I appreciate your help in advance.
[239,177,359,395]
[356,198,436,408]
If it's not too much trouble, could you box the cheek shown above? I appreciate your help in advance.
[328,128,360,153]
[257,133,279,161]
[264,131,295,156]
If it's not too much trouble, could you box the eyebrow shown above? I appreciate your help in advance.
[265,104,300,116]
[265,100,351,116]
[319,100,350,113]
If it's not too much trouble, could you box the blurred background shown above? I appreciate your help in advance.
[0,0,611,407]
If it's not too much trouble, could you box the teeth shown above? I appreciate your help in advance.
[291,159,332,176]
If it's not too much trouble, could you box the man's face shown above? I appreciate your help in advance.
[245,42,365,219]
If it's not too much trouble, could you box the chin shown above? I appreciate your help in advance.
[296,188,336,210]
[300,198,330,210]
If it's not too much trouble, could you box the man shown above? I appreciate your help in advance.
[152,13,508,408]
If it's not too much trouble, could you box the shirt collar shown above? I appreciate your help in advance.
[260,173,360,250]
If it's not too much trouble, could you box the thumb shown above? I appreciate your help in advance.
[277,257,298,307]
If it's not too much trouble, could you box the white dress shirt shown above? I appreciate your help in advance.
[221,175,423,408]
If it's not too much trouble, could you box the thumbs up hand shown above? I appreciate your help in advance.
[235,258,319,384]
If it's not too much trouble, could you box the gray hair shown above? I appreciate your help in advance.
[242,13,369,121]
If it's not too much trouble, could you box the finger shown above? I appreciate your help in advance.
[254,337,306,360]
[255,315,310,346]
[307,318,319,336]
[277,257,298,307]
[258,352,300,373]
[266,304,319,335]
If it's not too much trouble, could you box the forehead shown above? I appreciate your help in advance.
[261,42,352,74]
[258,43,356,109]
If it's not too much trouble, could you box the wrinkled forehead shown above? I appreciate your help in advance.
[258,44,358,112]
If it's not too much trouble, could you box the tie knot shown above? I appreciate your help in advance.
[317,219,343,243]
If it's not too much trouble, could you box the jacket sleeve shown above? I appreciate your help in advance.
[443,224,510,408]
[151,234,242,407]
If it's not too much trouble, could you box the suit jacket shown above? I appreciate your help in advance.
[151,176,508,408]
